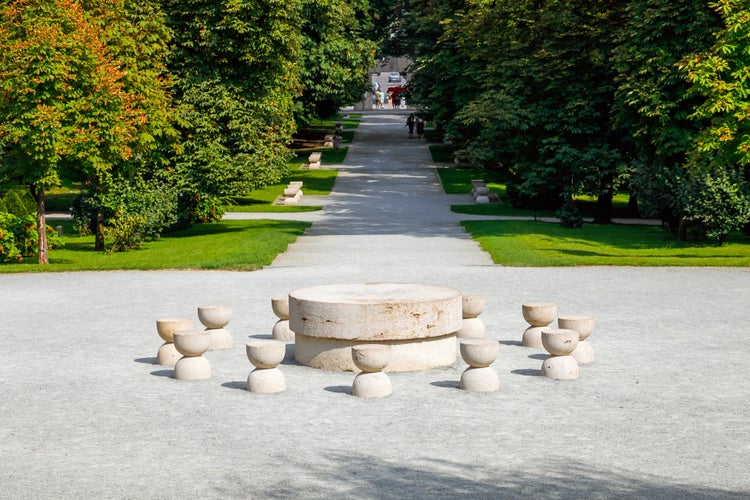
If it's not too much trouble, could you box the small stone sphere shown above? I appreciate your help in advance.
[521,326,546,348]
[271,296,290,320]
[462,295,486,319]
[558,315,595,340]
[460,366,500,392]
[457,318,486,339]
[541,355,580,380]
[351,344,392,373]
[352,372,392,398]
[541,328,579,356]
[197,304,232,329]
[173,331,212,357]
[522,302,558,327]
[174,355,212,381]
[247,367,286,394]
[272,320,295,342]
[571,340,594,364]
[460,339,499,368]
[246,340,286,369]
[156,318,193,343]
[156,342,181,367]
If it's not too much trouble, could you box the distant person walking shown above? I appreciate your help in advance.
[415,117,425,139]
[332,134,342,153]
[406,113,415,137]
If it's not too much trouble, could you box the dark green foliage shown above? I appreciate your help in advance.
[296,0,377,121]
[163,0,302,222]
[0,187,35,217]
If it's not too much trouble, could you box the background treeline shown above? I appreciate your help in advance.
[397,0,750,242]
[0,0,377,262]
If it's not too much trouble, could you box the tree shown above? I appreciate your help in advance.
[0,0,152,263]
[678,0,750,242]
[296,0,377,121]
[163,0,303,223]
[612,0,720,225]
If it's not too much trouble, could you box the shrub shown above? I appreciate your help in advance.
[0,213,63,262]
[0,187,35,216]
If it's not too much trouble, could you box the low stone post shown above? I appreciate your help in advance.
[540,329,580,380]
[246,340,286,394]
[521,302,557,348]
[173,331,212,381]
[156,318,193,366]
[558,315,595,364]
[198,304,233,350]
[459,339,500,392]
[351,345,392,398]
[457,294,486,339]
[271,296,294,342]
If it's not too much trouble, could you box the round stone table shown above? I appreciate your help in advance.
[289,283,463,371]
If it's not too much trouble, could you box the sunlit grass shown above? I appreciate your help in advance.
[0,219,311,273]
[462,220,750,266]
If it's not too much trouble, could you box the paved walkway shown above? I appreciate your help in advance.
[2,112,749,499]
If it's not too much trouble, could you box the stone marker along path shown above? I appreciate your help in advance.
[270,111,493,268]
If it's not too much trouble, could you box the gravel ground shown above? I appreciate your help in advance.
[2,112,748,499]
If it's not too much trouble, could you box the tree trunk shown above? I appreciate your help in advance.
[94,211,105,251]
[593,188,613,224]
[30,185,49,264]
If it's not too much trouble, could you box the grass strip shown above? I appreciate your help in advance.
[461,219,750,267]
[0,219,311,273]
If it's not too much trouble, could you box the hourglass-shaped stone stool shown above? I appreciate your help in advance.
[156,318,193,366]
[173,331,212,380]
[457,295,486,339]
[459,339,500,392]
[271,296,294,342]
[246,340,286,394]
[522,302,557,348]
[198,304,233,350]
[558,315,595,364]
[540,329,580,380]
[351,345,392,398]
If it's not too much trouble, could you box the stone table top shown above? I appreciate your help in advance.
[288,282,462,341]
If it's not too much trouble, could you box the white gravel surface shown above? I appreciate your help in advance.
[2,112,748,499]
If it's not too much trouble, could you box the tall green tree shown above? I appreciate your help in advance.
[679,0,750,242]
[0,0,160,263]
[163,0,303,222]
[296,0,377,121]
[612,0,719,225]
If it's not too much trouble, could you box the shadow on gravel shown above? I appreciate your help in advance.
[528,353,548,360]
[324,385,351,395]
[499,340,523,347]
[221,381,247,391]
[250,453,749,499]
[150,369,173,378]
[134,357,157,364]
[511,369,541,377]
[430,380,460,389]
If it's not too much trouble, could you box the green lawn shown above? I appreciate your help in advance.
[462,219,750,266]
[0,219,311,273]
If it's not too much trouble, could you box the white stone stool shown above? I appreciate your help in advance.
[457,295,486,339]
[246,340,286,394]
[540,329,580,380]
[351,345,392,398]
[459,339,500,392]
[558,315,595,364]
[271,296,294,342]
[156,318,193,366]
[173,331,212,381]
[198,304,233,350]
[521,302,557,348]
